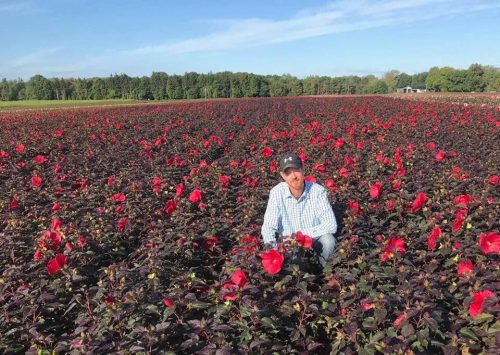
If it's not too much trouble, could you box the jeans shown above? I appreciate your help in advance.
[313,233,336,267]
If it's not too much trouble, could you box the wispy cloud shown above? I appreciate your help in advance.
[11,47,63,68]
[124,0,499,56]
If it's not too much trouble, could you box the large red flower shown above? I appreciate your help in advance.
[435,151,446,161]
[380,237,406,262]
[487,175,499,186]
[452,208,467,234]
[117,217,129,232]
[411,192,428,212]
[189,188,202,203]
[230,269,248,288]
[262,147,273,158]
[479,231,500,255]
[457,259,474,277]
[454,194,472,208]
[261,249,284,275]
[33,155,47,165]
[164,200,177,215]
[112,193,126,203]
[296,231,313,249]
[369,182,382,199]
[31,176,43,188]
[427,226,442,251]
[47,254,68,276]
[175,183,185,198]
[469,290,495,318]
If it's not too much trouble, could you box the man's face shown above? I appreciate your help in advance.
[280,167,305,190]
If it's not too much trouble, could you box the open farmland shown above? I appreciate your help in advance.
[0,97,499,353]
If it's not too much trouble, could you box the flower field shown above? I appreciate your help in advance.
[0,97,499,353]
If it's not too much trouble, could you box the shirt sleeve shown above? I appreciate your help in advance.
[301,188,337,238]
[261,188,281,245]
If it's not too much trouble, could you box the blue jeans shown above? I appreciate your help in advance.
[313,234,336,267]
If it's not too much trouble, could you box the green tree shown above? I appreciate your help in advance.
[396,73,412,88]
[26,75,54,100]
[150,72,168,100]
[166,75,184,99]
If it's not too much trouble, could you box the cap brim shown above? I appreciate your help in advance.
[280,163,303,171]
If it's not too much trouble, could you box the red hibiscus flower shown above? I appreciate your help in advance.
[452,208,467,234]
[380,237,406,262]
[16,144,25,153]
[479,231,500,254]
[305,175,316,183]
[163,297,174,308]
[107,176,116,185]
[411,192,428,213]
[393,312,407,327]
[427,226,442,251]
[31,176,42,188]
[54,130,63,137]
[469,290,495,318]
[165,200,177,215]
[9,195,19,209]
[454,194,472,208]
[77,236,87,249]
[202,235,218,251]
[261,249,284,275]
[370,182,382,199]
[339,167,349,178]
[296,231,313,249]
[230,269,248,288]
[117,217,129,232]
[362,302,374,311]
[112,193,126,203]
[189,188,202,203]
[175,183,185,198]
[426,142,436,150]
[488,175,499,186]
[348,200,362,215]
[47,253,68,276]
[218,174,231,188]
[457,259,474,277]
[33,155,47,164]
[385,199,395,211]
[262,147,273,158]
[435,151,446,161]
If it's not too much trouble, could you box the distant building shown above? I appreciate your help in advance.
[396,86,427,93]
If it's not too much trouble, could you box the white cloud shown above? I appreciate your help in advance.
[124,0,499,56]
[11,47,63,68]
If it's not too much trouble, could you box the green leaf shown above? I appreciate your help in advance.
[260,317,275,328]
[190,301,212,309]
[369,331,385,344]
[402,324,415,337]
[470,312,493,324]
[459,327,479,341]
[362,317,378,331]
[487,320,500,334]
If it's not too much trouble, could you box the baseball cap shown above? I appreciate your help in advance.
[279,152,303,171]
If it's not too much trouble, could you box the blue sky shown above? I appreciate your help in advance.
[1,0,499,80]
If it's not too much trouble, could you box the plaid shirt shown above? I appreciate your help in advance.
[261,181,337,245]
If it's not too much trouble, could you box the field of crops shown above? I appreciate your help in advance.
[0,97,499,353]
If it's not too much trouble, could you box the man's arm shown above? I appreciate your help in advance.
[301,188,337,238]
[261,189,281,247]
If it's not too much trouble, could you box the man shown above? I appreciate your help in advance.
[261,152,337,268]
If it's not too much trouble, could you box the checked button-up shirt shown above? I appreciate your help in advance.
[261,181,337,245]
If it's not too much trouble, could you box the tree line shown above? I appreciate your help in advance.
[1,64,498,101]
